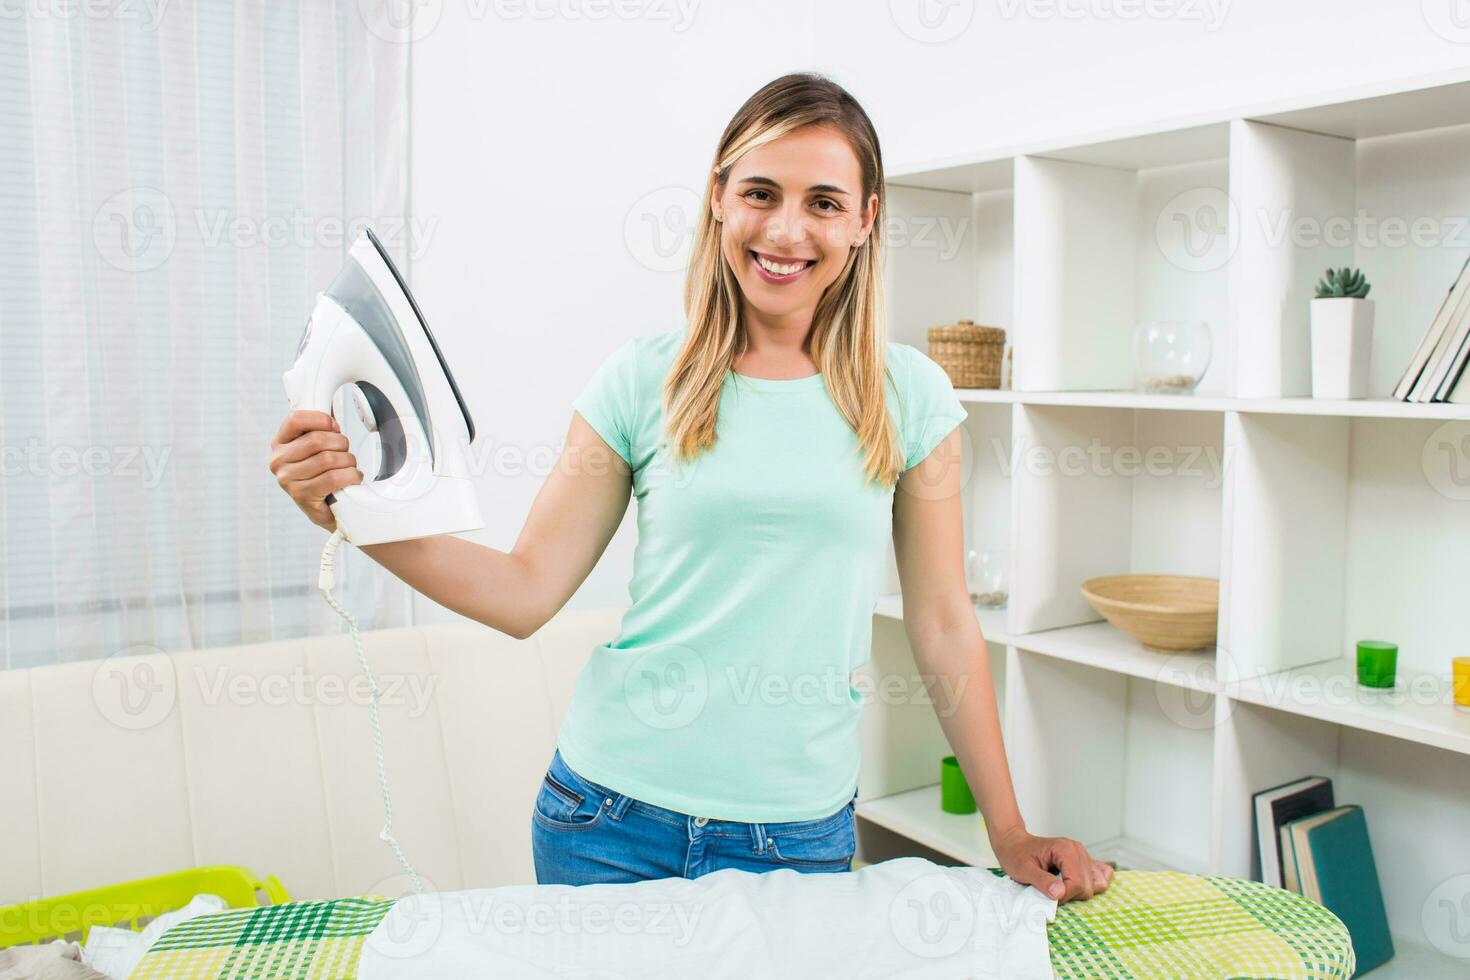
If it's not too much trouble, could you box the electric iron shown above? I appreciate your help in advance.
[282,227,482,546]
[281,227,485,895]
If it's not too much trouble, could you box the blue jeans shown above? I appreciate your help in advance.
[532,748,858,885]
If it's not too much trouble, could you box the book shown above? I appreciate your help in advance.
[1279,823,1299,893]
[1437,323,1470,401]
[1430,277,1470,400]
[1395,254,1470,400]
[1417,257,1470,401]
[1285,805,1396,975]
[1448,313,1470,403]
[1410,277,1470,401]
[1252,775,1334,888]
[1451,361,1470,403]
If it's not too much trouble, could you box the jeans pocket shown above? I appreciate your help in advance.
[533,768,609,832]
[766,806,856,871]
[534,751,622,832]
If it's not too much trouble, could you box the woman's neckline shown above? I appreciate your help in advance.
[726,368,826,391]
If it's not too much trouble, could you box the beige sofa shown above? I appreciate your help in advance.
[1,608,942,907]
[0,608,622,905]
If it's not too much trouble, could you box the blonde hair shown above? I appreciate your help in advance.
[661,71,905,488]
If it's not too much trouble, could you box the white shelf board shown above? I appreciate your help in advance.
[877,596,1216,695]
[1012,623,1218,695]
[1370,937,1470,980]
[873,594,1012,646]
[1252,78,1470,141]
[1085,835,1207,875]
[1226,397,1470,420]
[954,387,1023,405]
[1038,122,1229,172]
[855,783,997,868]
[855,788,1208,882]
[888,156,1013,195]
[886,66,1470,192]
[1229,657,1470,757]
[953,387,1470,420]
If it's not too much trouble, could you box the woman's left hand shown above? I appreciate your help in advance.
[989,824,1114,904]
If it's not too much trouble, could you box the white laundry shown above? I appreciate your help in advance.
[0,939,108,980]
[358,857,1056,979]
[80,893,227,980]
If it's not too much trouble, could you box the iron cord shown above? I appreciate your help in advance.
[318,528,425,895]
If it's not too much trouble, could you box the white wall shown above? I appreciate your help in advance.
[407,0,1470,621]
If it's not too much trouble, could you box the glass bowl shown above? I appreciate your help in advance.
[1132,320,1212,394]
[966,548,1009,610]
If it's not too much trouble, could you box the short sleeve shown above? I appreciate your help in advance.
[573,338,639,468]
[900,347,968,470]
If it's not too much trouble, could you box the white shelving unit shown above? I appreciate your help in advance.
[857,69,1470,976]
[952,386,1470,420]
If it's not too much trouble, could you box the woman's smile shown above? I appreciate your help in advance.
[749,249,817,284]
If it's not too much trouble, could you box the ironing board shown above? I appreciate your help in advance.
[127,869,1356,980]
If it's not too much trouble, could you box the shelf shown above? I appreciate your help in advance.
[875,68,1470,955]
[953,388,1470,420]
[873,594,1012,646]
[855,783,996,868]
[886,67,1470,191]
[1252,78,1470,142]
[855,788,1204,877]
[877,596,1216,695]
[1084,835,1205,875]
[1011,623,1217,695]
[1229,657,1470,757]
[1370,937,1470,980]
[952,387,1022,405]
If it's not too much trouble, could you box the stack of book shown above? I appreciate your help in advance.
[1253,776,1396,975]
[1394,254,1470,403]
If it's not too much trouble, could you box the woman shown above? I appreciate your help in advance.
[270,71,1112,903]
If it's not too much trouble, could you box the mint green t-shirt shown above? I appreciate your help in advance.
[557,326,968,822]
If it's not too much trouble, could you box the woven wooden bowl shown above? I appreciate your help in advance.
[1080,575,1219,652]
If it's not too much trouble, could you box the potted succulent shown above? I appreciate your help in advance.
[1309,267,1374,399]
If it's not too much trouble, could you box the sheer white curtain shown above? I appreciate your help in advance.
[0,1,415,668]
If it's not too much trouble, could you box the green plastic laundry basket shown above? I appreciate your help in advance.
[0,865,289,948]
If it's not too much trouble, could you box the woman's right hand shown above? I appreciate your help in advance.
[269,409,363,533]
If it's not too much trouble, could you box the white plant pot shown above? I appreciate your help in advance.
[1309,297,1374,400]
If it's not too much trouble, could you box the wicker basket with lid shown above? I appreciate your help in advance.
[928,320,1005,389]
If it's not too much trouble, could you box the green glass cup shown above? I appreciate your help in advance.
[1356,640,1398,689]
[940,755,977,814]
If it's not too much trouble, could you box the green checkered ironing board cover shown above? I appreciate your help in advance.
[1045,869,1355,979]
[129,869,1355,979]
[128,897,394,979]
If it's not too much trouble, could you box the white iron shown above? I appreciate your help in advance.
[283,227,483,895]
[283,227,482,546]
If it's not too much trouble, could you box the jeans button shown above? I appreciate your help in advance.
[693,816,709,827]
